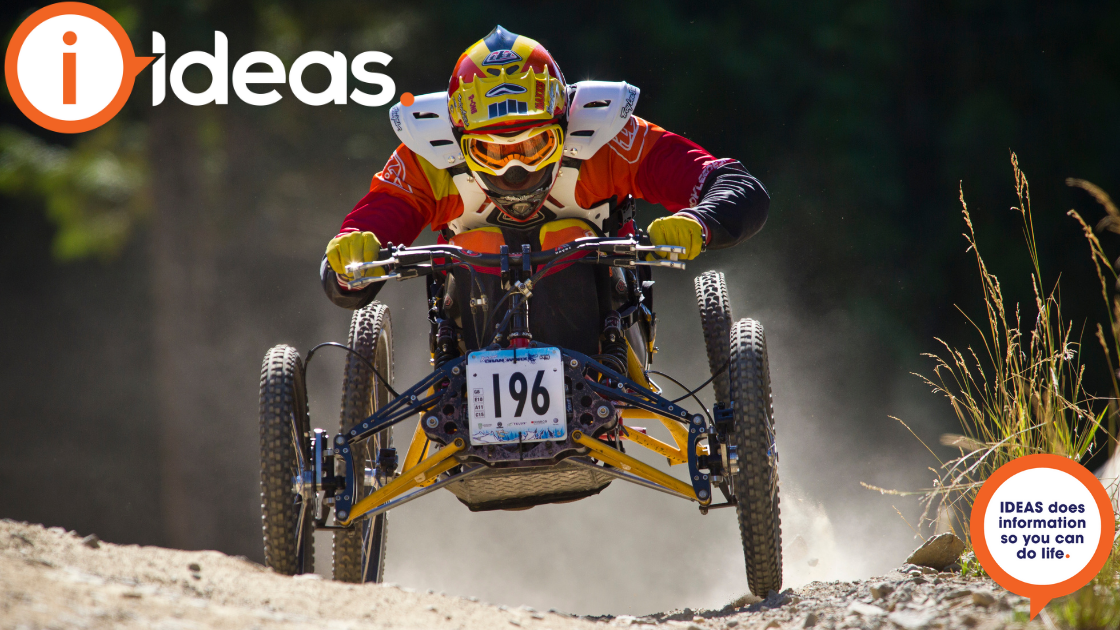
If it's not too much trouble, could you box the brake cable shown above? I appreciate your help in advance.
[304,342,401,399]
[644,358,730,425]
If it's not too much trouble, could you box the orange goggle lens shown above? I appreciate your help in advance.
[465,129,559,172]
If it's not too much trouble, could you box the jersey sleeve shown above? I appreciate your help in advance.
[338,144,464,246]
[574,116,769,249]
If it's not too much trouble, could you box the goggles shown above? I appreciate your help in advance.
[461,124,564,176]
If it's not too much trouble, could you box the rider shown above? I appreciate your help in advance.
[322,27,769,352]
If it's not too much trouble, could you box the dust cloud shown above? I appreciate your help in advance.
[304,240,952,617]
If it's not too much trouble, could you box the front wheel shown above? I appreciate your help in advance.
[728,318,783,596]
[259,345,315,575]
[333,303,394,583]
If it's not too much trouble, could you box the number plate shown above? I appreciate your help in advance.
[465,347,567,446]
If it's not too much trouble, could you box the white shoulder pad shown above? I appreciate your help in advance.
[388,92,464,168]
[563,81,640,160]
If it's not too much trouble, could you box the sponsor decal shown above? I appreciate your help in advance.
[468,94,477,114]
[620,85,638,119]
[482,49,522,66]
[485,83,526,97]
[379,150,413,194]
[453,92,468,124]
[688,158,734,207]
[534,80,545,111]
[389,104,402,131]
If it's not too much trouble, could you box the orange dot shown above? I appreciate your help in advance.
[400,92,414,107]
[63,31,77,45]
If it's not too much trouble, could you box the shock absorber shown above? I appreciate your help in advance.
[595,310,629,376]
[433,319,460,369]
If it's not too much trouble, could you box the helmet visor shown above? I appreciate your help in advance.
[463,126,561,174]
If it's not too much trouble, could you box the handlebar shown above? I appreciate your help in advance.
[342,237,687,290]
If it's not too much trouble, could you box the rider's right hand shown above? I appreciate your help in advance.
[326,231,384,284]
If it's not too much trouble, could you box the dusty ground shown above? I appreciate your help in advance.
[1,519,1046,630]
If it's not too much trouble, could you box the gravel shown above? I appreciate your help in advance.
[1,520,1039,629]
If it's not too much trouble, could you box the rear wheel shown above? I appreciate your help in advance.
[728,318,783,596]
[333,303,394,583]
[695,271,733,406]
[259,345,315,575]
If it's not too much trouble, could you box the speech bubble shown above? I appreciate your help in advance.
[971,453,1115,619]
[5,2,154,134]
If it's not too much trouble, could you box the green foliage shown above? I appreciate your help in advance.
[1052,517,1120,630]
[0,123,149,261]
[957,549,987,578]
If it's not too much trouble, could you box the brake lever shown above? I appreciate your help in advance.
[344,259,398,275]
[345,272,399,290]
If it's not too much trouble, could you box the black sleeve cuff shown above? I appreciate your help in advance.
[687,161,770,250]
[320,256,383,309]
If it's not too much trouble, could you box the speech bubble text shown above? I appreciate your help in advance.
[971,454,1115,619]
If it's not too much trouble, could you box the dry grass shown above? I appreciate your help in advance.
[863,155,1109,544]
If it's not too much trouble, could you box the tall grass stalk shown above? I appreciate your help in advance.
[864,155,1108,543]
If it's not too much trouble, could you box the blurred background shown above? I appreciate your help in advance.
[2,0,1119,616]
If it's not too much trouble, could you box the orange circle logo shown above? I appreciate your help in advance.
[970,454,1116,619]
[4,2,153,134]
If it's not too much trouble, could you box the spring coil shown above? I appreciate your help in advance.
[433,319,460,369]
[594,311,628,376]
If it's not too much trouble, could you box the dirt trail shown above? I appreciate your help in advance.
[1,520,1041,629]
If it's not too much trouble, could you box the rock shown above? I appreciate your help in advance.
[888,610,933,630]
[188,562,201,572]
[904,533,965,571]
[802,611,819,627]
[870,582,895,600]
[970,592,996,607]
[943,589,972,601]
[763,621,780,629]
[81,534,100,549]
[848,601,886,617]
[807,558,819,567]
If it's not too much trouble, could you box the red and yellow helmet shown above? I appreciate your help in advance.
[448,27,569,221]
[448,26,567,134]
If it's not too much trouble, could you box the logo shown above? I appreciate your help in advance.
[6,2,400,134]
[482,49,522,66]
[389,104,403,131]
[5,2,154,134]
[468,94,477,114]
[379,151,413,193]
[485,83,526,98]
[620,84,638,119]
[534,80,545,111]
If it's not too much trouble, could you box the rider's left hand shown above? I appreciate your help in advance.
[647,215,705,260]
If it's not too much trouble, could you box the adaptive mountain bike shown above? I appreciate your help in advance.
[258,235,783,595]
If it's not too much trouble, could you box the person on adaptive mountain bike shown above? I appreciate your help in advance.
[322,26,769,356]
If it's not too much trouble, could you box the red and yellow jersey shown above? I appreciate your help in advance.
[338,116,732,246]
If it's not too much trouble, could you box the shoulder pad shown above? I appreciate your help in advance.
[388,92,464,169]
[563,81,640,160]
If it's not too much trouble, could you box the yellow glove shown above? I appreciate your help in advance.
[647,215,704,260]
[326,231,383,283]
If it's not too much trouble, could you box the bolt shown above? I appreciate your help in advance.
[410,395,417,402]
[617,382,624,389]
[337,510,348,520]
[425,416,439,429]
[668,405,675,412]
[569,359,579,368]
[693,475,699,481]
[452,366,461,375]
[698,490,709,500]
[692,415,704,425]
[335,436,345,445]
[596,405,610,419]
